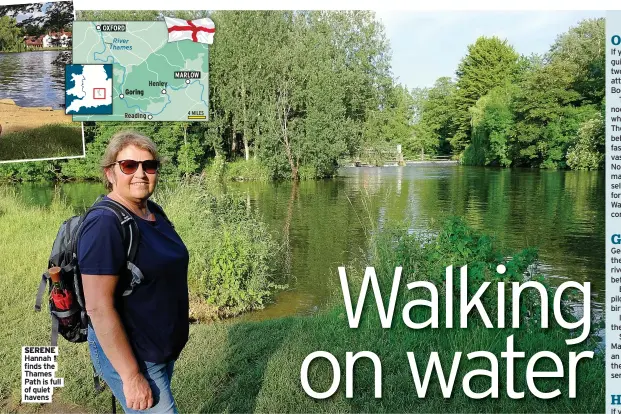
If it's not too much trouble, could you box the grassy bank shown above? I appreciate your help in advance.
[155,180,284,319]
[0,183,282,410]
[0,190,603,412]
[0,124,83,162]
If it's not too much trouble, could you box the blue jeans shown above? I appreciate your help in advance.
[87,325,178,413]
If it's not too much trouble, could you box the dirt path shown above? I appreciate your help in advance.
[0,99,73,135]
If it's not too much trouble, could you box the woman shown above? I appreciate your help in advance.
[78,131,189,413]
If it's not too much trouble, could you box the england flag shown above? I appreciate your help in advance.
[165,16,215,45]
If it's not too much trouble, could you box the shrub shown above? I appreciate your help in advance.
[222,157,272,181]
[566,114,605,170]
[370,217,559,329]
[155,181,284,318]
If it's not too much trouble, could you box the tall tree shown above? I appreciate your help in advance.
[363,83,414,158]
[0,16,22,52]
[452,36,519,152]
[411,77,457,157]
[465,84,516,167]
[209,11,276,161]
[548,18,605,106]
[512,61,586,168]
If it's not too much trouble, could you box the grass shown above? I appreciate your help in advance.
[224,158,272,181]
[0,189,604,413]
[0,124,83,162]
[204,156,272,182]
[155,180,283,319]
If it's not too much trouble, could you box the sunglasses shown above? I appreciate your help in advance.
[110,159,160,175]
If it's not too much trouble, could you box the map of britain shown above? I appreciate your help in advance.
[65,64,113,115]
[72,21,210,122]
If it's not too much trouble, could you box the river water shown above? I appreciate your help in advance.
[0,51,66,109]
[11,165,605,320]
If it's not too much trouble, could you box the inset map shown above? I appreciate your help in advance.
[65,64,113,115]
[71,21,210,122]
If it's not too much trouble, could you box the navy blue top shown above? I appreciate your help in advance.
[77,198,190,363]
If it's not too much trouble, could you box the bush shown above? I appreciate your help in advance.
[370,217,558,328]
[567,114,605,170]
[222,157,272,181]
[203,153,226,183]
[155,181,284,318]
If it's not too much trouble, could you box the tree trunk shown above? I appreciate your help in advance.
[231,128,237,153]
[242,77,250,161]
[278,85,298,180]
[253,124,258,160]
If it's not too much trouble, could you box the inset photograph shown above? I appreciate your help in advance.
[0,1,85,163]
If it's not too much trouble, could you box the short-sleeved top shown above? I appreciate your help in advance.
[77,197,190,364]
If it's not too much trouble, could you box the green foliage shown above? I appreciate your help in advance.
[156,181,284,316]
[0,15,23,52]
[206,221,277,314]
[177,126,203,176]
[6,10,393,183]
[2,2,73,31]
[61,122,210,180]
[204,153,226,183]
[372,217,554,326]
[512,61,582,168]
[296,164,317,180]
[549,18,605,105]
[452,37,519,152]
[413,18,604,171]
[567,113,605,170]
[9,14,606,181]
[0,188,604,412]
[222,157,272,181]
[464,85,516,166]
[0,123,83,164]
[363,84,414,155]
[209,10,392,180]
[0,2,73,51]
[0,159,59,182]
[410,77,456,158]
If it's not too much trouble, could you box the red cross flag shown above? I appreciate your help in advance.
[165,16,215,44]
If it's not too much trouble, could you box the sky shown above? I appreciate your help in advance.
[13,2,48,23]
[374,10,606,90]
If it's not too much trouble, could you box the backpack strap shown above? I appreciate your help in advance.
[34,272,49,312]
[84,199,140,263]
[51,314,59,347]
[72,197,144,297]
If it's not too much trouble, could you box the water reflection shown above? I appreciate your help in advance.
[0,51,66,109]
[7,165,605,320]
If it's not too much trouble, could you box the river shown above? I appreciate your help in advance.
[11,165,605,321]
[0,51,66,109]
